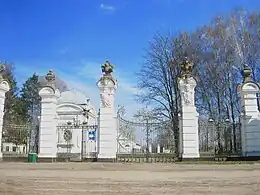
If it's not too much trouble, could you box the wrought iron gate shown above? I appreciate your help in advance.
[198,119,242,156]
[117,115,176,163]
[57,123,97,161]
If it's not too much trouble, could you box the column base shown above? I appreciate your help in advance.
[37,157,57,163]
[245,151,260,156]
[97,158,116,162]
[97,153,116,162]
[182,153,200,158]
[37,154,57,163]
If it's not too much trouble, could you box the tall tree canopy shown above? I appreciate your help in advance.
[20,73,41,123]
[137,9,260,155]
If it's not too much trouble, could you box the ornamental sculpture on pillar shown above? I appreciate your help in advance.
[241,64,252,83]
[98,60,117,108]
[179,57,196,106]
[101,60,114,76]
[180,57,194,77]
[178,57,200,158]
[97,60,118,160]
[44,69,56,89]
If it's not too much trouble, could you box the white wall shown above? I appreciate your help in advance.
[2,142,27,153]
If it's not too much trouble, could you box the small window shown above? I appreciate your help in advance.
[5,146,9,152]
[125,144,130,147]
[12,147,16,152]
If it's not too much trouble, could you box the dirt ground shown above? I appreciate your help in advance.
[0,162,260,195]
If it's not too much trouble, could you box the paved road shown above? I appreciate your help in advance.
[0,163,260,195]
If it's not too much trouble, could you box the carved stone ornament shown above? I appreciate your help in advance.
[101,60,114,76]
[181,84,191,106]
[45,69,56,82]
[100,90,113,108]
[241,64,252,83]
[64,129,72,142]
[179,77,195,106]
[180,57,194,77]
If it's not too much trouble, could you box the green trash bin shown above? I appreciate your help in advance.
[28,153,37,163]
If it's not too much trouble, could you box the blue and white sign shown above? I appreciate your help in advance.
[88,130,96,141]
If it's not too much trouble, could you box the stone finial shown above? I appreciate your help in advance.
[241,64,252,83]
[101,60,114,76]
[45,69,56,82]
[180,57,194,77]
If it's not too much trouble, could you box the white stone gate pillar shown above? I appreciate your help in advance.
[97,61,118,161]
[0,65,10,160]
[38,70,60,160]
[178,58,199,158]
[238,64,260,156]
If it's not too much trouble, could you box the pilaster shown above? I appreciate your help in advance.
[97,61,118,161]
[38,70,60,159]
[239,81,260,156]
[0,78,10,160]
[178,58,199,159]
[239,64,260,156]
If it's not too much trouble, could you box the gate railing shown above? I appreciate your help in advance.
[198,119,242,156]
[56,123,97,161]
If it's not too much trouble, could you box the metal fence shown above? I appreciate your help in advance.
[1,117,242,162]
[117,115,242,162]
[56,124,98,161]
[198,119,242,156]
[1,123,38,161]
[116,115,176,162]
[2,123,38,153]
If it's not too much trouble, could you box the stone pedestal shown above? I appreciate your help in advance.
[178,76,199,158]
[239,81,260,156]
[0,80,10,160]
[97,76,117,161]
[38,86,60,159]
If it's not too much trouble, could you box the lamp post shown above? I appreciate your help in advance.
[225,108,231,153]
[208,116,214,152]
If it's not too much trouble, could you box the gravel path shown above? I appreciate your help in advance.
[0,163,260,195]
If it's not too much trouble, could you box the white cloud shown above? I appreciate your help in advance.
[76,60,101,80]
[100,4,116,12]
[73,61,143,119]
[75,60,142,96]
[16,60,142,120]
[61,71,142,120]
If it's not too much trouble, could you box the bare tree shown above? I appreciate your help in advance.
[137,32,201,157]
[136,34,182,156]
[137,8,260,155]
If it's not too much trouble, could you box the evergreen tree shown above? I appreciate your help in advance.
[19,73,41,152]
[1,62,23,145]
[20,73,41,122]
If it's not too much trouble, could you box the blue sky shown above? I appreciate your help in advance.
[1,0,260,119]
